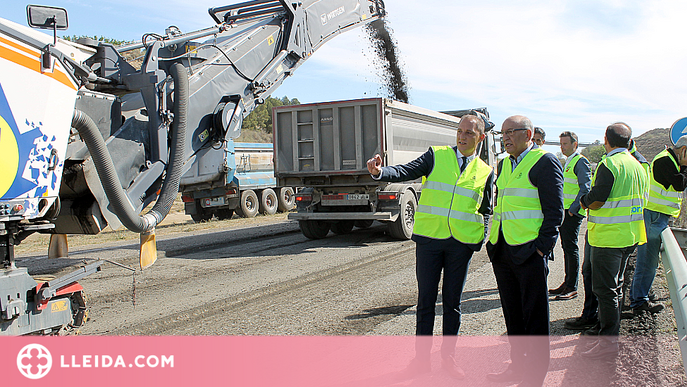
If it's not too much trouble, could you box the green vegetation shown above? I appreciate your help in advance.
[62,35,131,46]
[581,140,605,163]
[242,96,300,135]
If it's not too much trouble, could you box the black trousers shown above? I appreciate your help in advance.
[591,244,635,336]
[560,211,583,290]
[414,237,474,357]
[491,246,550,385]
[580,232,599,321]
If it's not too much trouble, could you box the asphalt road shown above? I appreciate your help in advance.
[14,216,686,385]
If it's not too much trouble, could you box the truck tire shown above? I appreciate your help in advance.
[331,220,355,235]
[236,190,259,218]
[387,190,416,240]
[191,204,213,222]
[278,187,296,212]
[216,208,234,220]
[259,189,278,215]
[299,220,330,239]
[354,220,374,229]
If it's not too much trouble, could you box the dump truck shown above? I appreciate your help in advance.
[0,0,385,335]
[181,142,295,221]
[273,98,497,240]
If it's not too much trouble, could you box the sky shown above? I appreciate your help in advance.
[3,0,686,149]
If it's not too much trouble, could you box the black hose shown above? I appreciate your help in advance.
[71,62,188,233]
[149,62,188,224]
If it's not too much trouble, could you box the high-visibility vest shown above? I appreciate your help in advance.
[645,149,683,217]
[414,146,493,243]
[588,150,647,248]
[489,148,546,246]
[563,153,588,217]
[629,141,651,185]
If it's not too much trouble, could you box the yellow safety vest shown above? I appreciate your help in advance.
[588,150,647,248]
[489,148,546,246]
[414,146,493,243]
[645,149,683,217]
[563,153,588,217]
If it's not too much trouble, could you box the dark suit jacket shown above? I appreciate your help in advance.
[376,146,494,251]
[486,151,564,264]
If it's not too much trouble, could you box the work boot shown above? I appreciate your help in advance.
[549,283,566,295]
[633,301,664,314]
[564,316,598,330]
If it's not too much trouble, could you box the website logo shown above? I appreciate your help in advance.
[17,344,52,379]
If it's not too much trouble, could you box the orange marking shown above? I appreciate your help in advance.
[0,35,40,59]
[0,38,77,91]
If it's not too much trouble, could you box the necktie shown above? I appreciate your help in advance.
[460,156,468,173]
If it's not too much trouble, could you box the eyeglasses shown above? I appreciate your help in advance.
[502,128,528,137]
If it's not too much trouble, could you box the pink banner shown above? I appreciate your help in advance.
[3,335,635,386]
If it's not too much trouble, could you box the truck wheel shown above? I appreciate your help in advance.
[278,187,296,212]
[299,220,330,239]
[259,189,278,215]
[216,208,234,220]
[236,190,259,218]
[331,220,355,235]
[191,205,213,222]
[354,220,375,229]
[387,191,416,240]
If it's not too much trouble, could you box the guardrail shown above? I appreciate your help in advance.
[661,227,687,376]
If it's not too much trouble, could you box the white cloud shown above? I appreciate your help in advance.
[5,0,685,142]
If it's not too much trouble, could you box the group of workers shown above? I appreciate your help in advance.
[366,113,687,386]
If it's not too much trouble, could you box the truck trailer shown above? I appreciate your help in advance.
[273,98,497,240]
[181,142,295,221]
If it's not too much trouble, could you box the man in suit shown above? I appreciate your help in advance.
[367,113,494,379]
[486,115,564,386]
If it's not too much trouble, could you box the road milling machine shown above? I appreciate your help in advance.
[0,0,385,334]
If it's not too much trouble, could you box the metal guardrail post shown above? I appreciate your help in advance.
[661,228,687,376]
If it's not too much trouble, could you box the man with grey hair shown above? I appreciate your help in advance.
[533,127,546,146]
[486,115,564,386]
[629,135,687,314]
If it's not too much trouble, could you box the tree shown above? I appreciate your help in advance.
[581,140,605,163]
[242,96,300,134]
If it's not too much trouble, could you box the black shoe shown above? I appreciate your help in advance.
[564,316,598,330]
[442,354,465,379]
[633,301,664,314]
[486,368,522,383]
[581,323,600,336]
[580,341,618,359]
[549,283,567,295]
[556,289,578,300]
[396,357,431,379]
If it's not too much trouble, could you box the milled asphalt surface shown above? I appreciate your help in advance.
[372,225,586,336]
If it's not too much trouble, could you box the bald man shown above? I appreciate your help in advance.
[486,115,564,386]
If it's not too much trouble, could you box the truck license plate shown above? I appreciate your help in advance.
[202,197,225,207]
[321,193,369,206]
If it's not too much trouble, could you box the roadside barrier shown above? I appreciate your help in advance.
[661,227,687,376]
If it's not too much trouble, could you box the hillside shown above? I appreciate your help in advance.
[634,127,670,161]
